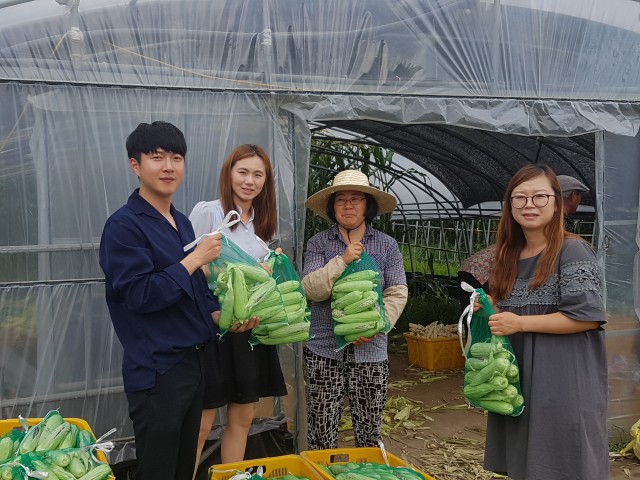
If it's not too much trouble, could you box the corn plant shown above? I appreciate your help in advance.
[305,134,419,243]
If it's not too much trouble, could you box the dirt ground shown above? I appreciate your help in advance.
[336,341,640,480]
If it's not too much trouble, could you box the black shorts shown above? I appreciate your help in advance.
[217,330,288,404]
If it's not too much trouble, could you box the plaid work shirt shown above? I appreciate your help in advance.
[302,224,407,363]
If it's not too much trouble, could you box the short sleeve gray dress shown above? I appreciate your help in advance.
[484,238,608,480]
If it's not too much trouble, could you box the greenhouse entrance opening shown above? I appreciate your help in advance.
[306,121,597,280]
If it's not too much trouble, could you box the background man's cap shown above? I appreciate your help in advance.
[557,175,589,194]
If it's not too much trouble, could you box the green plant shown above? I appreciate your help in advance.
[405,274,451,299]
[305,135,422,243]
[394,293,461,333]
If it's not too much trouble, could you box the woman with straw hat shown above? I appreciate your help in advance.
[302,169,408,449]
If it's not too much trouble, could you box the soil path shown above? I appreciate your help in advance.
[336,348,640,480]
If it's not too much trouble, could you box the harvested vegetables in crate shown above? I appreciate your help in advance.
[620,417,640,459]
[0,410,114,480]
[223,475,310,480]
[407,322,458,339]
[208,454,322,480]
[300,447,435,480]
[321,462,426,480]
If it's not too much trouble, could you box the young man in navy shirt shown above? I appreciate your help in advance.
[99,122,225,479]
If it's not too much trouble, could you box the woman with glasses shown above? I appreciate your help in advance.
[301,169,408,450]
[476,164,608,480]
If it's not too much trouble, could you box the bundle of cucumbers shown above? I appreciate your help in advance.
[331,269,386,343]
[215,263,287,332]
[321,461,426,480]
[250,278,311,345]
[463,335,524,416]
[0,410,113,480]
[462,288,525,416]
[250,251,311,345]
[215,259,311,344]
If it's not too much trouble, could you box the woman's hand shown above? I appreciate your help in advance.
[258,262,273,275]
[342,241,364,265]
[352,333,383,345]
[229,316,260,333]
[211,311,220,326]
[488,312,522,336]
[473,294,496,312]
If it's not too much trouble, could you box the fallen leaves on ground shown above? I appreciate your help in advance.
[339,392,492,480]
[409,435,506,480]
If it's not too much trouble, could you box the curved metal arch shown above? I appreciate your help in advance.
[308,136,488,276]
[313,120,596,208]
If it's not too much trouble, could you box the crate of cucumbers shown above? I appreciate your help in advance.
[0,410,114,480]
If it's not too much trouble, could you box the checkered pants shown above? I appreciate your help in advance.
[304,346,389,450]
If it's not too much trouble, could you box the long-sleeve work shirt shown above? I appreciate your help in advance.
[302,224,408,362]
[99,189,219,393]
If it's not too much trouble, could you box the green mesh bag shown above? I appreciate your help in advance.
[249,252,311,346]
[187,211,281,336]
[459,284,524,416]
[331,251,391,351]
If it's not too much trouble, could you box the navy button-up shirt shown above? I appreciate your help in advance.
[99,189,219,393]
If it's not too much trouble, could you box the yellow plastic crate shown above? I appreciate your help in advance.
[0,417,108,464]
[404,332,465,370]
[300,447,435,480]
[209,454,324,480]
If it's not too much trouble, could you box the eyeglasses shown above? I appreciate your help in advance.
[334,196,365,208]
[510,194,556,209]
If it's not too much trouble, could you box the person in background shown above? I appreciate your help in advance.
[477,164,607,480]
[302,169,408,450]
[99,121,225,480]
[189,144,287,472]
[557,174,589,233]
[456,244,496,310]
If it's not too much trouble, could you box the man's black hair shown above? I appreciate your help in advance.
[327,193,378,223]
[126,121,187,162]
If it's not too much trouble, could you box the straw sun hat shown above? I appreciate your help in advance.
[305,169,397,221]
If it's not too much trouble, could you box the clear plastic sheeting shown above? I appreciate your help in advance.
[0,0,640,101]
[1,0,640,465]
[283,94,640,137]
[0,82,303,459]
[0,281,129,434]
[600,132,640,439]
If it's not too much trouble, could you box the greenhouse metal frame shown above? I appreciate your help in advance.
[0,0,639,467]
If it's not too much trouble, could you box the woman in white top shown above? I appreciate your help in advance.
[189,144,287,473]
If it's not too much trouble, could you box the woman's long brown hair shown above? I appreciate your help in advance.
[218,144,277,242]
[490,164,580,302]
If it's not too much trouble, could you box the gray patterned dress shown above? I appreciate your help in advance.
[484,238,608,480]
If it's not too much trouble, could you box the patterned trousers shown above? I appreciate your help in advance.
[304,345,389,450]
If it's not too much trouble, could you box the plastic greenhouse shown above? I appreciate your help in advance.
[1,0,640,470]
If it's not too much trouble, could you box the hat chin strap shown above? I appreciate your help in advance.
[339,219,366,244]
